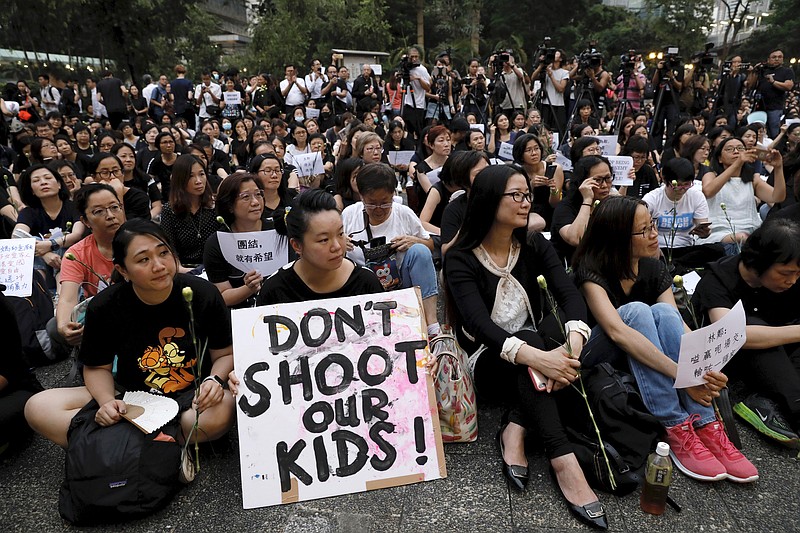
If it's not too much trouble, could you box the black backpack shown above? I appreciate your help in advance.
[4,279,57,366]
[59,400,182,525]
[564,363,662,496]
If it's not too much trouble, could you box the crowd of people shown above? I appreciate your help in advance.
[2,44,800,529]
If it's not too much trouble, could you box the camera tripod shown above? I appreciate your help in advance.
[565,76,597,140]
[531,66,564,138]
[611,69,638,136]
[650,69,681,149]
[399,76,422,140]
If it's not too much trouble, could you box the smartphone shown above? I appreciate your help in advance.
[755,148,770,161]
[528,368,548,392]
[689,222,712,235]
[544,163,557,180]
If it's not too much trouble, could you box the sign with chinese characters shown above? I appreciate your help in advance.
[224,91,242,106]
[216,230,289,278]
[0,238,36,297]
[293,152,325,178]
[674,301,746,388]
[387,150,415,167]
[498,141,514,160]
[232,288,446,508]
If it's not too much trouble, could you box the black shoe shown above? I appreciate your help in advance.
[550,467,608,530]
[734,393,800,448]
[496,424,528,491]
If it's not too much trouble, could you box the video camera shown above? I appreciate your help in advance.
[660,46,683,72]
[619,49,638,77]
[578,44,603,72]
[535,37,557,66]
[398,54,420,83]
[492,49,513,72]
[721,60,751,76]
[692,43,717,73]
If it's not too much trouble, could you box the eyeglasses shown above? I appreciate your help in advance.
[90,204,122,218]
[363,146,382,153]
[592,175,614,184]
[631,154,648,162]
[583,146,602,155]
[258,168,281,176]
[502,191,533,203]
[238,190,264,202]
[96,168,123,179]
[364,202,394,211]
[631,220,658,238]
[723,145,745,153]
[668,181,694,191]
[525,146,541,154]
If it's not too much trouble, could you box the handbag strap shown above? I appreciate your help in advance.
[363,210,374,241]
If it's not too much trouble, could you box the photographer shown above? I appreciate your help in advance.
[746,49,796,138]
[304,59,328,107]
[488,50,528,118]
[569,50,611,115]
[401,47,431,141]
[715,56,747,127]
[425,58,455,125]
[613,53,646,116]
[461,58,489,120]
[651,51,684,151]
[680,55,711,117]
[531,49,570,133]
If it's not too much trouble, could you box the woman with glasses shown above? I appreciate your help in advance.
[445,165,607,529]
[574,195,758,483]
[620,135,659,199]
[248,154,298,220]
[92,154,150,221]
[551,156,618,263]
[353,132,384,164]
[159,154,220,268]
[146,132,179,200]
[513,133,564,230]
[699,137,785,254]
[203,173,269,309]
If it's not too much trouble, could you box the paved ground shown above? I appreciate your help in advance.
[1,357,799,533]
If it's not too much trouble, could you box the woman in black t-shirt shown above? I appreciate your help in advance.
[574,195,757,483]
[146,132,179,199]
[25,219,235,449]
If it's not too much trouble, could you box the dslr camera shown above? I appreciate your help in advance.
[619,49,638,77]
[492,50,512,72]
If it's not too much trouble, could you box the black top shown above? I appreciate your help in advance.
[550,199,580,264]
[428,181,453,230]
[122,186,151,221]
[96,77,127,113]
[445,233,587,355]
[440,192,467,245]
[757,66,795,110]
[692,254,800,326]
[257,259,384,305]
[79,274,231,396]
[0,291,43,395]
[17,201,81,238]
[147,157,175,200]
[170,78,194,114]
[575,257,672,311]
[160,203,220,266]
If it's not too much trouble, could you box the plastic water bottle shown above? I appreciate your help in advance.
[640,442,673,515]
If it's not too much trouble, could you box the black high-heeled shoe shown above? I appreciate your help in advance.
[549,466,608,530]
[496,424,529,491]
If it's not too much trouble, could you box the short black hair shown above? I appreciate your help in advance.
[740,218,800,275]
[74,183,119,216]
[356,163,396,195]
[662,157,695,183]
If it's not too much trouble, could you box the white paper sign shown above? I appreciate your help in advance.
[596,135,617,156]
[224,92,242,106]
[674,301,747,388]
[293,152,325,177]
[217,230,289,277]
[425,167,442,185]
[608,156,634,186]
[470,124,485,133]
[498,141,514,160]
[305,107,320,119]
[552,132,560,152]
[370,64,383,76]
[0,238,36,297]
[388,150,415,167]
[233,288,446,508]
[555,153,573,172]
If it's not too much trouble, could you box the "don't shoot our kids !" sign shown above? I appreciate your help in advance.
[232,288,446,508]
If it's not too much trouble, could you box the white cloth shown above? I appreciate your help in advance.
[403,66,430,109]
[195,82,222,118]
[40,84,60,114]
[91,88,106,118]
[544,68,570,107]
[142,82,158,104]
[699,177,762,244]
[472,242,535,335]
[643,185,709,248]
[280,78,308,106]
[343,201,429,267]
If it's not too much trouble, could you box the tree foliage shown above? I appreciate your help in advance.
[736,0,800,62]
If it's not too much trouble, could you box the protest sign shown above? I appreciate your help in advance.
[426,167,442,185]
[498,141,514,160]
[674,301,746,388]
[217,230,289,277]
[224,92,242,106]
[470,123,484,133]
[305,107,320,119]
[233,287,446,508]
[555,153,573,172]
[293,152,325,178]
[0,238,35,297]
[387,150,415,167]
[596,135,617,156]
[370,64,383,76]
[552,132,560,153]
[608,155,634,186]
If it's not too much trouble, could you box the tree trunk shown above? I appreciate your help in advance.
[416,0,424,48]
[470,4,481,56]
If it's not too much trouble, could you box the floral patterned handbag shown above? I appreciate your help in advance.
[430,327,478,443]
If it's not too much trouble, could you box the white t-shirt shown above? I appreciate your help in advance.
[545,68,570,107]
[343,201,429,267]
[304,73,327,100]
[195,82,222,118]
[142,82,158,103]
[280,78,308,106]
[403,66,430,109]
[643,185,709,248]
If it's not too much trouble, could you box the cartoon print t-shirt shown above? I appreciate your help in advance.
[79,274,231,396]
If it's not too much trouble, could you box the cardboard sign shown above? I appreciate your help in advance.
[232,288,446,508]
[0,238,35,297]
[305,107,320,119]
[224,91,242,106]
[674,301,746,388]
[387,150,415,167]
[217,230,289,277]
[596,135,617,156]
[608,156,634,186]
[498,141,515,160]
[293,152,325,177]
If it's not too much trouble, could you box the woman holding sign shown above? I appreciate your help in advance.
[445,164,607,529]
[204,173,271,309]
[573,195,758,483]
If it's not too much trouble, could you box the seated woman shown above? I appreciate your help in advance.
[692,219,800,447]
[25,219,235,451]
[49,184,125,357]
[50,160,82,200]
[620,135,659,199]
[699,137,785,254]
[248,154,298,220]
[159,154,220,269]
[550,156,616,264]
[661,123,697,166]
[513,133,564,229]
[146,132,179,200]
[13,165,86,290]
[204,173,269,309]
[574,195,758,483]
[643,158,723,273]
[439,151,490,252]
[680,134,713,182]
[93,153,151,221]
[333,157,364,212]
[408,125,451,212]
[342,163,440,337]
[270,135,301,191]
[419,150,472,237]
[445,165,606,529]
[112,143,162,220]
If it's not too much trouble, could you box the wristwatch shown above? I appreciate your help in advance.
[49,238,60,251]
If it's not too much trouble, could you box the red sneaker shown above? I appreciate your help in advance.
[697,420,759,483]
[665,415,727,482]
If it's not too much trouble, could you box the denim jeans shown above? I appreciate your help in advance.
[582,302,716,428]
[766,109,782,138]
[400,243,438,299]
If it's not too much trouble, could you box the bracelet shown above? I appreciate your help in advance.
[581,203,593,207]
[203,375,225,388]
